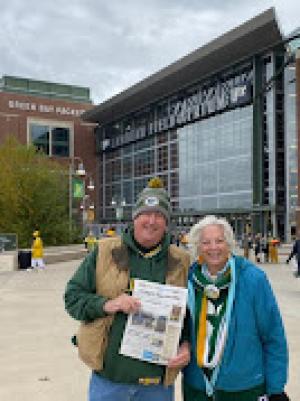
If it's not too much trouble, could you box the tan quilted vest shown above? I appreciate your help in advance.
[76,236,190,386]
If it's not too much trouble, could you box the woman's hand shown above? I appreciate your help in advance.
[167,341,190,369]
[103,293,141,314]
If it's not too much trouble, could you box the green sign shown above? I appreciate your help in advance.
[0,233,18,251]
[72,177,84,198]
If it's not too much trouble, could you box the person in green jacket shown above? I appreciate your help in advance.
[64,177,191,401]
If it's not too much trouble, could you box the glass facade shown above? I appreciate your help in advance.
[96,49,288,240]
[97,62,255,223]
[285,65,297,240]
[178,106,253,212]
[99,104,253,221]
[265,58,276,207]
[29,121,71,157]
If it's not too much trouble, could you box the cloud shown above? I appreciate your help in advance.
[0,0,299,103]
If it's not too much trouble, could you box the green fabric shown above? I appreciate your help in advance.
[193,264,230,370]
[64,247,108,321]
[193,265,231,289]
[184,381,266,401]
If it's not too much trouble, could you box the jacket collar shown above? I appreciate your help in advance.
[111,227,177,273]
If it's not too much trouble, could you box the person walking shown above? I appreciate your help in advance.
[261,235,270,263]
[269,237,280,264]
[182,215,289,401]
[30,230,46,271]
[64,177,191,401]
[242,235,250,259]
[254,233,262,263]
[286,235,300,277]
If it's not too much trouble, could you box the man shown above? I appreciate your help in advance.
[286,234,300,277]
[64,177,191,401]
[254,233,261,263]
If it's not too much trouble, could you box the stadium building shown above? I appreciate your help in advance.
[83,8,299,241]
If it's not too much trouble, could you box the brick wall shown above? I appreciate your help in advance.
[0,90,99,221]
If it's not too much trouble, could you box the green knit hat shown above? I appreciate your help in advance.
[133,177,171,222]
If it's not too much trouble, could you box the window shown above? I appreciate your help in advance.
[52,127,70,157]
[29,121,71,157]
[30,124,49,155]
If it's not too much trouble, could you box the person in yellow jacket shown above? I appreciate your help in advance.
[269,237,280,264]
[85,232,97,252]
[31,230,46,270]
[105,227,117,237]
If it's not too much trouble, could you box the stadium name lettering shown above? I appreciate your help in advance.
[8,100,86,117]
[102,70,253,151]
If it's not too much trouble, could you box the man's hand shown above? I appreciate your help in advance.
[103,293,141,314]
[167,341,190,369]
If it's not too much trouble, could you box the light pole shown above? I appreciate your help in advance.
[111,197,126,223]
[80,187,95,229]
[69,158,95,240]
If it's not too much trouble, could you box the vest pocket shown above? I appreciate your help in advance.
[77,316,114,371]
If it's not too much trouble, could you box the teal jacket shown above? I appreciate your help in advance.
[183,255,288,396]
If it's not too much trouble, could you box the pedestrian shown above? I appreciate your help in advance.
[182,215,289,401]
[64,177,191,401]
[254,233,261,263]
[261,235,269,263]
[269,237,280,264]
[242,234,249,259]
[30,229,46,271]
[286,234,300,277]
[105,227,117,237]
[85,231,97,253]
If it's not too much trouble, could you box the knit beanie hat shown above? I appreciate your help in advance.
[132,177,171,222]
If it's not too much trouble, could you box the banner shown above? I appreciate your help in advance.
[72,177,84,198]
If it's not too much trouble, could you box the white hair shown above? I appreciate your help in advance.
[187,215,235,261]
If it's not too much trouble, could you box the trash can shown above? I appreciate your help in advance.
[18,250,32,270]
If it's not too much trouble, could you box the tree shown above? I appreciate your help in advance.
[0,136,73,247]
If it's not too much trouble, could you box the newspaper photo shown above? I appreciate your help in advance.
[120,279,187,365]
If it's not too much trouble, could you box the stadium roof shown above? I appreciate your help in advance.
[83,7,282,124]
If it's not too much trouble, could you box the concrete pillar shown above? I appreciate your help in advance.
[296,49,300,235]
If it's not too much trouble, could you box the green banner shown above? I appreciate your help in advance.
[72,177,84,198]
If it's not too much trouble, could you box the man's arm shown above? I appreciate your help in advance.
[64,247,109,322]
[64,246,141,321]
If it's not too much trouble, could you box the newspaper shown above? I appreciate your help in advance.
[120,279,187,365]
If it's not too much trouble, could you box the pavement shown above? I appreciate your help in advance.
[0,255,299,401]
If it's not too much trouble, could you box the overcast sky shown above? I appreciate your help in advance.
[0,0,299,104]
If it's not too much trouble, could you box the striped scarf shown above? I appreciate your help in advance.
[189,257,236,397]
[193,263,231,369]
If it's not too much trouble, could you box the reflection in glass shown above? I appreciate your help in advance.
[30,124,49,155]
[178,105,253,211]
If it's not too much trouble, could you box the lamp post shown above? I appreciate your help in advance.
[80,189,95,229]
[69,158,95,240]
[111,197,126,223]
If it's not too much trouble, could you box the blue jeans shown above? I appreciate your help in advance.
[89,372,174,401]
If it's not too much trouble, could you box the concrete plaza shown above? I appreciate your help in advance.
[0,257,299,401]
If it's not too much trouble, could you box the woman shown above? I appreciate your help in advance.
[183,215,289,401]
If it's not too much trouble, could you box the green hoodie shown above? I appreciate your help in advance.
[64,227,181,384]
